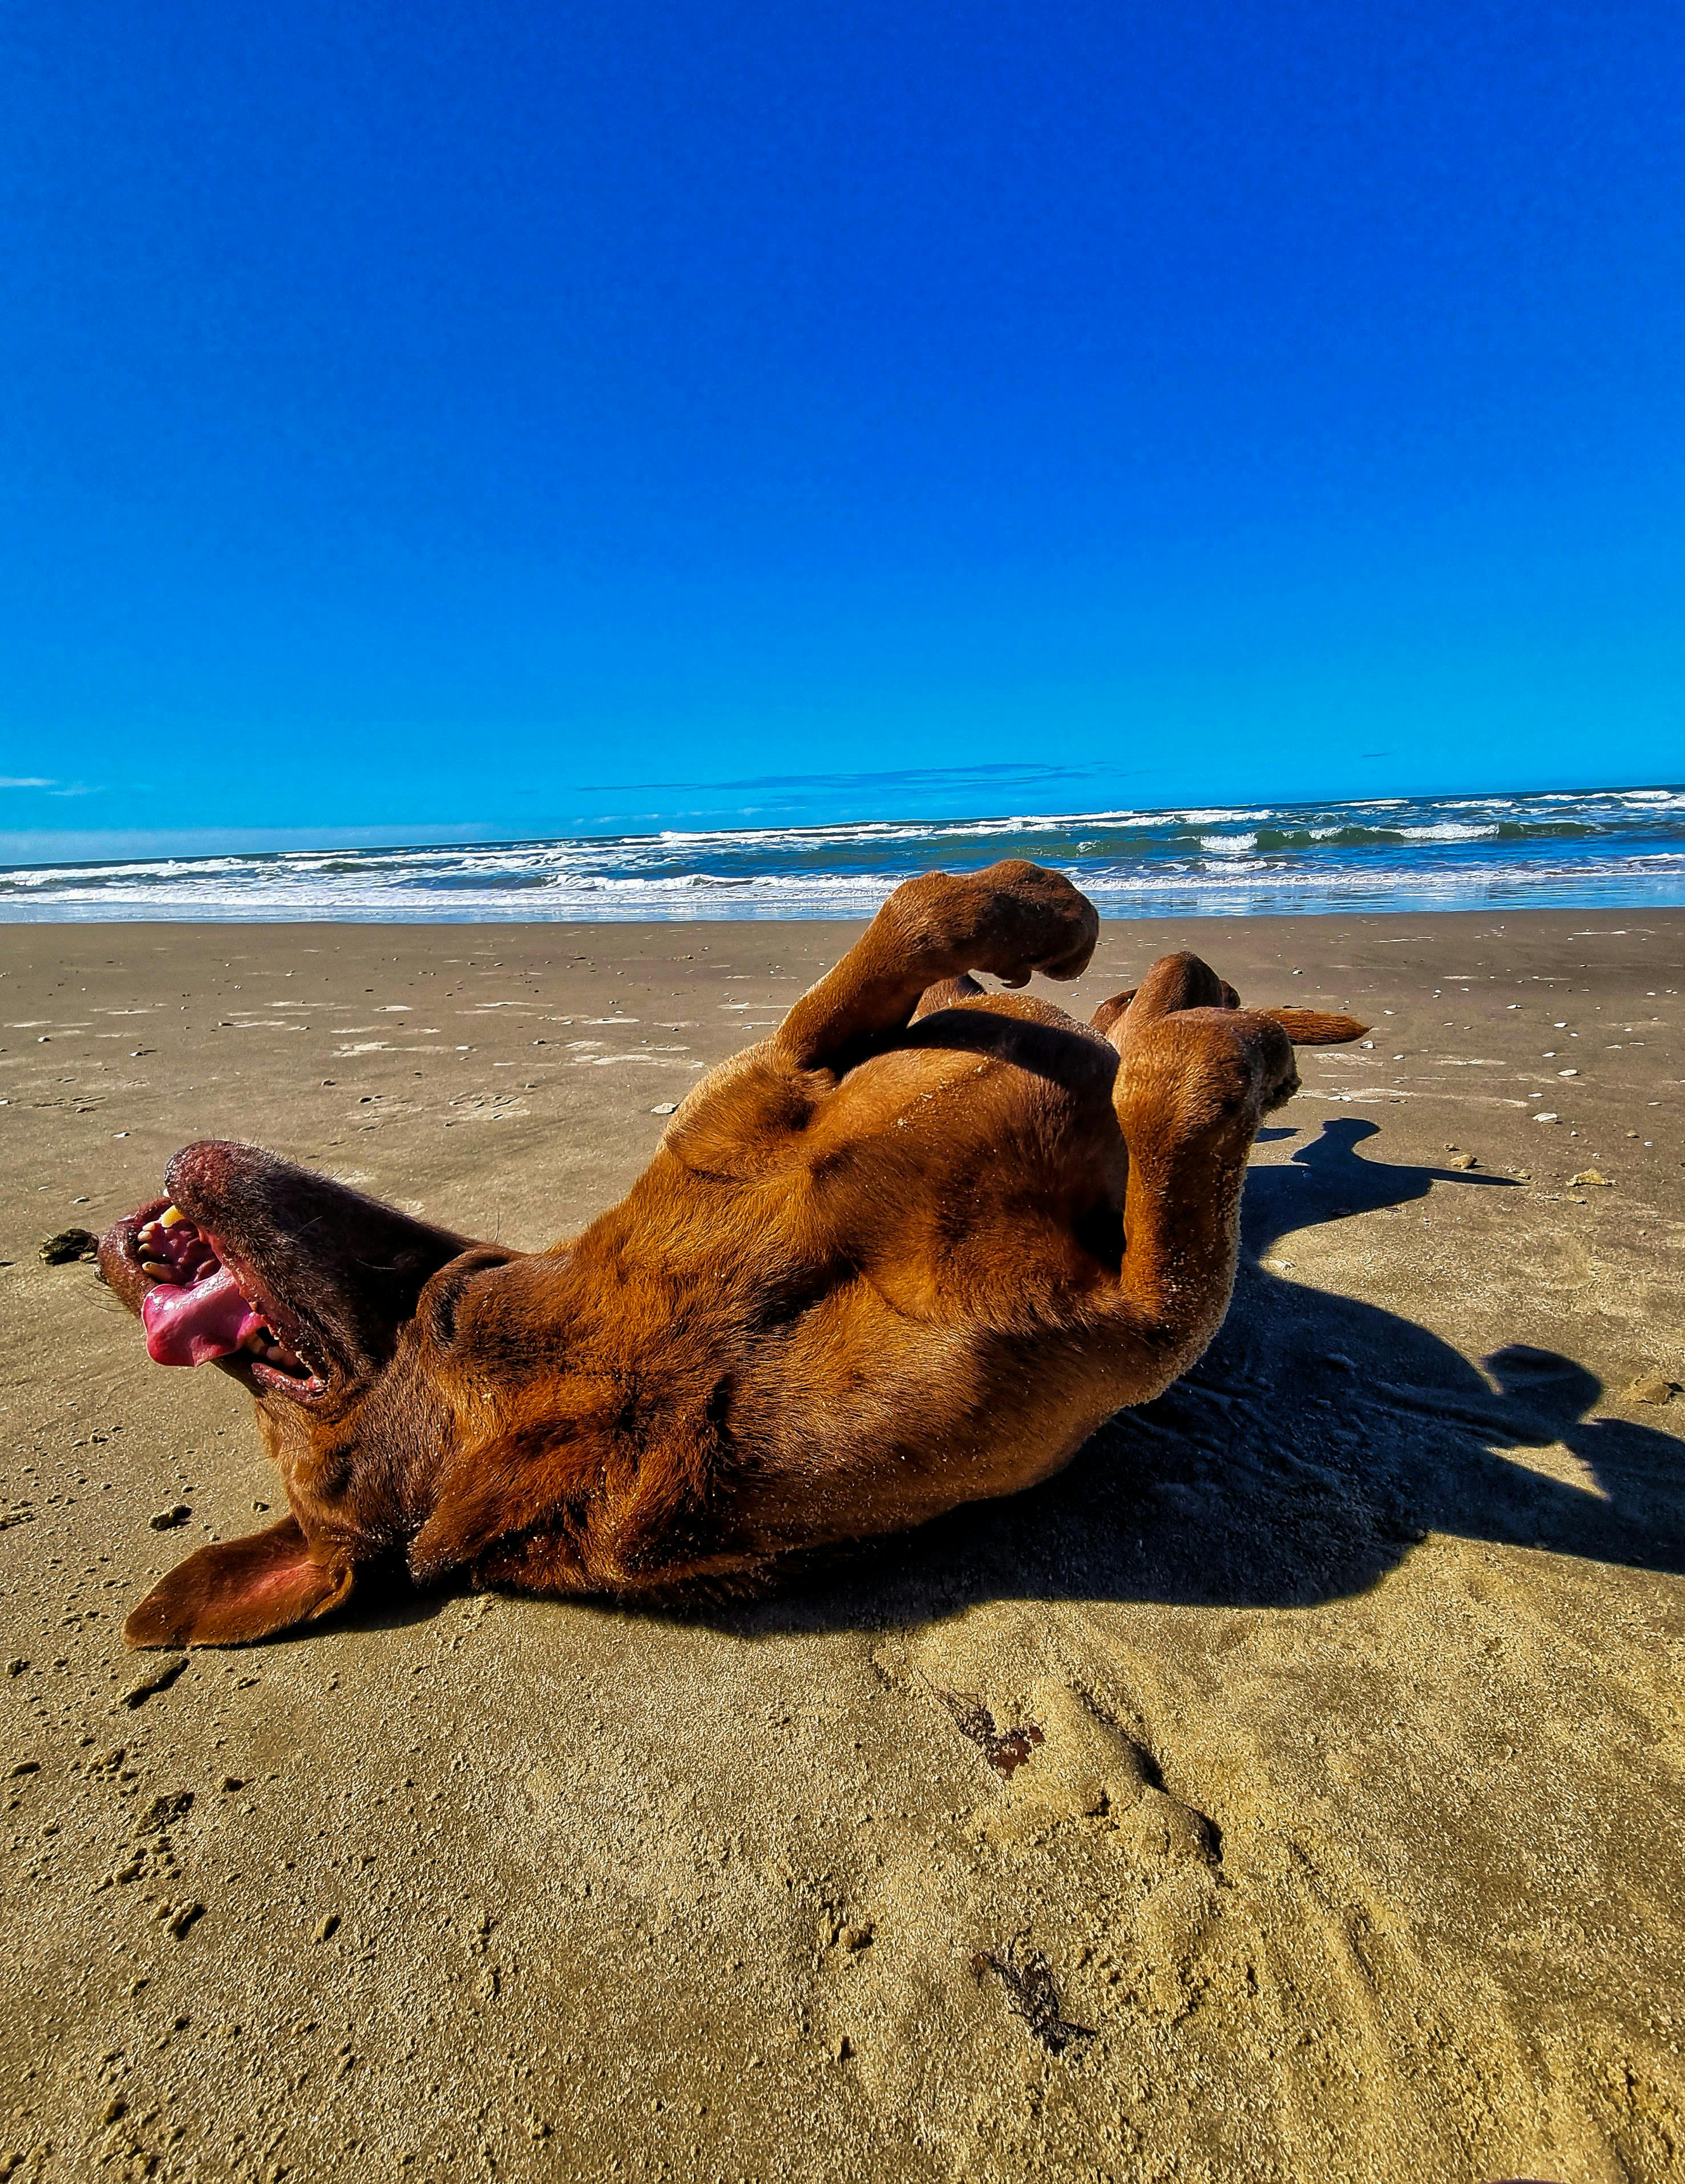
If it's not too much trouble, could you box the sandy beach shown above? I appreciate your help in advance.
[2,906,1682,2184]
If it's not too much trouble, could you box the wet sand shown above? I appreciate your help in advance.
[2,907,1683,2183]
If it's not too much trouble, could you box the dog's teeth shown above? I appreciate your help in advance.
[159,1205,185,1229]
[139,1259,175,1282]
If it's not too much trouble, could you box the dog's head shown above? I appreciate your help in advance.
[100,1140,524,1648]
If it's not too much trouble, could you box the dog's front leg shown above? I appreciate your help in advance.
[775,860,1098,1075]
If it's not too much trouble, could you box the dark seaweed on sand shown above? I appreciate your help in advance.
[972,1943,1094,2054]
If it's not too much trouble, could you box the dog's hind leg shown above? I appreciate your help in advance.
[1041,953,1367,1415]
[1089,963,1240,1036]
[775,861,1098,1075]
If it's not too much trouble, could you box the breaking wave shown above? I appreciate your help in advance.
[3,785,1682,922]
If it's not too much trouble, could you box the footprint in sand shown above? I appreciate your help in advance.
[904,1614,1218,1866]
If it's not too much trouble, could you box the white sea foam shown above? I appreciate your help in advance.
[4,784,1680,921]
[1388,822,1501,842]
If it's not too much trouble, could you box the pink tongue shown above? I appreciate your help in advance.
[142,1266,266,1367]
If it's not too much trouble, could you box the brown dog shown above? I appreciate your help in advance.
[99,861,1365,1647]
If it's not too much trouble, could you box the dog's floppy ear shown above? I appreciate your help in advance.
[1259,1007,1370,1045]
[124,1517,354,1649]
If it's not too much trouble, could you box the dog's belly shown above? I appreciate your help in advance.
[721,1277,1113,1553]
[556,1016,1136,1574]
[791,1038,1129,1322]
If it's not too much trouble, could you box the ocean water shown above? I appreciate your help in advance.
[3,785,1683,923]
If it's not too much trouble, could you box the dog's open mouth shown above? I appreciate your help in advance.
[136,1205,328,1398]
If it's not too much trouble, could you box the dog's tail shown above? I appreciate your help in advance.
[1256,1007,1369,1045]
[1094,983,1369,1045]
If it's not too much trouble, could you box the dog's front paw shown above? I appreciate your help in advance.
[889,861,1098,987]
[990,861,1101,984]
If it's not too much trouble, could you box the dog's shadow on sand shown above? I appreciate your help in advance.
[724,1116,1685,1637]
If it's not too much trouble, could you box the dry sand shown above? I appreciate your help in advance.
[2,908,1683,2184]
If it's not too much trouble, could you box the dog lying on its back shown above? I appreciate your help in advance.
[98,861,1366,1646]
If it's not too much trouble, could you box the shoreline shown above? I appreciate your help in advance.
[3,907,1683,2181]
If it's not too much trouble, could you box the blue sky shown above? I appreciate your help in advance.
[3,0,1683,858]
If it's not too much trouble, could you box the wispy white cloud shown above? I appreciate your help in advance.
[0,778,105,798]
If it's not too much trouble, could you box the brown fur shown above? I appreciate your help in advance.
[98,862,1367,1646]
